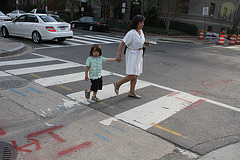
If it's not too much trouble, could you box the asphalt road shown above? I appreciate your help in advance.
[1,29,240,159]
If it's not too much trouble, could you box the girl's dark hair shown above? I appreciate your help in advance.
[89,44,102,56]
[129,15,145,29]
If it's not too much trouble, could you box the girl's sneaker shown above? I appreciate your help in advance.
[92,96,100,102]
[85,90,90,99]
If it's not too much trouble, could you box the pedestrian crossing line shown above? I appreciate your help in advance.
[67,80,151,105]
[34,70,112,87]
[4,62,83,76]
[69,37,95,44]
[81,35,121,42]
[0,71,12,77]
[0,57,57,67]
[88,34,122,41]
[73,36,114,44]
[100,92,201,130]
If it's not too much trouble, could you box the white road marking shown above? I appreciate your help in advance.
[4,62,83,75]
[0,71,12,77]
[81,35,121,42]
[0,57,57,66]
[100,92,201,130]
[73,36,113,43]
[34,70,112,86]
[67,80,151,105]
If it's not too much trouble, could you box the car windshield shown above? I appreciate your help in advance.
[39,15,57,22]
[0,11,5,16]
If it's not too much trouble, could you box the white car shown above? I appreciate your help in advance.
[7,10,26,19]
[0,11,11,27]
[1,14,73,43]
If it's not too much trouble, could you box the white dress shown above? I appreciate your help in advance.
[122,29,145,75]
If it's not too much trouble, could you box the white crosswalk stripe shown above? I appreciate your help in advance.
[35,34,123,49]
[1,53,240,132]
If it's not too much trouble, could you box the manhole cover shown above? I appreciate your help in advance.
[0,80,27,89]
[0,141,17,160]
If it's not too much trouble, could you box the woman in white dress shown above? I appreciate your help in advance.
[114,15,149,98]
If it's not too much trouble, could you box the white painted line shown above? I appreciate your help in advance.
[88,34,123,40]
[0,71,12,77]
[0,57,57,66]
[73,36,113,43]
[34,70,112,86]
[68,37,95,44]
[100,92,201,130]
[67,80,151,105]
[5,62,83,75]
[81,35,121,42]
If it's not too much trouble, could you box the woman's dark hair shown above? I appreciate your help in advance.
[89,44,102,56]
[129,15,145,29]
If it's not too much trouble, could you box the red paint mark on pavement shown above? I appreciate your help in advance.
[12,139,41,152]
[190,90,206,96]
[27,125,63,138]
[58,141,92,155]
[175,97,192,103]
[167,92,180,97]
[187,99,206,110]
[200,81,207,85]
[0,128,6,136]
[48,132,66,143]
[220,87,228,91]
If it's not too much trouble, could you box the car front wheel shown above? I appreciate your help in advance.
[32,31,42,43]
[2,27,9,38]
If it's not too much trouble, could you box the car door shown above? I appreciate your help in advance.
[78,17,86,28]
[21,15,38,38]
[8,15,26,36]
[84,17,92,29]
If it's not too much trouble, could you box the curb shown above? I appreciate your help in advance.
[0,43,26,57]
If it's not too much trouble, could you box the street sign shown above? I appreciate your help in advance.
[203,7,209,16]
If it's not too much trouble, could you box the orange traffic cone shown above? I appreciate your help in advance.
[229,34,236,45]
[198,30,204,39]
[218,34,225,45]
[236,35,240,45]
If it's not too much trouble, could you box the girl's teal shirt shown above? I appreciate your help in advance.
[85,56,107,79]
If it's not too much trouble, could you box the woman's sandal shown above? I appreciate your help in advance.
[85,90,90,99]
[128,93,141,99]
[92,96,100,102]
[114,82,119,95]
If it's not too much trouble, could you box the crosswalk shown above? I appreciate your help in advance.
[1,53,240,132]
[35,34,122,49]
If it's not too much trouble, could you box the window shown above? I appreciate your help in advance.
[209,3,215,17]
[175,0,190,14]
[39,15,57,22]
[229,10,232,20]
[218,5,221,18]
[25,15,38,23]
[16,15,26,22]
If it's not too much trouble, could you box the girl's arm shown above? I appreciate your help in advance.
[85,66,89,81]
[106,58,117,62]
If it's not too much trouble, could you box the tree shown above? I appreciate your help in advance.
[232,4,240,31]
[92,0,111,23]
[161,0,178,34]
[66,0,79,20]
[140,0,161,21]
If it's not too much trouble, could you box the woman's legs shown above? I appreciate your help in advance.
[115,75,138,94]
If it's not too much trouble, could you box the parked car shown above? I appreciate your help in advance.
[1,14,73,43]
[7,10,26,19]
[70,16,109,31]
[0,11,11,27]
[30,9,47,14]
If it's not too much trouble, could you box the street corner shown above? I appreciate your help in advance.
[13,111,176,160]
[0,77,84,118]
[0,37,33,57]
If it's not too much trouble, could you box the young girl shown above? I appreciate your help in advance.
[85,44,116,102]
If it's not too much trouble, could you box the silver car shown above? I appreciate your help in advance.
[1,14,73,43]
[0,11,11,27]
[7,10,26,19]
